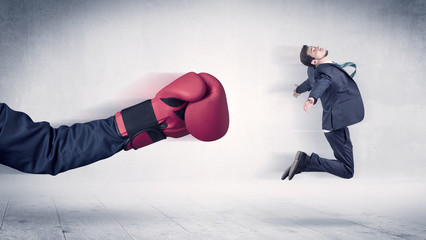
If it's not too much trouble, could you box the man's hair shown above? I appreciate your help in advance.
[300,45,314,67]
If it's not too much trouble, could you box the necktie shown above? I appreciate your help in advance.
[335,62,357,78]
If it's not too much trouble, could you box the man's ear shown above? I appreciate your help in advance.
[311,59,318,66]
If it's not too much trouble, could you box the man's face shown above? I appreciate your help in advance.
[307,46,328,60]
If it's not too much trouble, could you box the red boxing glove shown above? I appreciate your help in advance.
[186,73,229,141]
[114,72,229,150]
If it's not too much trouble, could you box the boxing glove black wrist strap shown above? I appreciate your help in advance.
[116,100,166,150]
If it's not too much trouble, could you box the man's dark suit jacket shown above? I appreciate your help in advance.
[296,63,364,130]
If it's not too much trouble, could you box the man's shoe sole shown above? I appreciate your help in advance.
[281,167,290,180]
[288,151,303,180]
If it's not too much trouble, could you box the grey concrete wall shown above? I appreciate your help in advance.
[0,0,425,181]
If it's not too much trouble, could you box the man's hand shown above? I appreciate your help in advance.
[304,97,315,112]
[293,84,301,98]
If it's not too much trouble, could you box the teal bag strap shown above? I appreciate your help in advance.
[335,62,357,78]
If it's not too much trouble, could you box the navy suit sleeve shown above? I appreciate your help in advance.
[309,72,332,100]
[0,103,127,175]
[295,66,315,94]
[295,79,311,94]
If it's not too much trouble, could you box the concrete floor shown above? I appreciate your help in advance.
[0,174,425,240]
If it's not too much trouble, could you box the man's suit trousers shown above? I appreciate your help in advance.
[304,127,355,179]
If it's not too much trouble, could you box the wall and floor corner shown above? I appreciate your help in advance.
[0,0,425,239]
